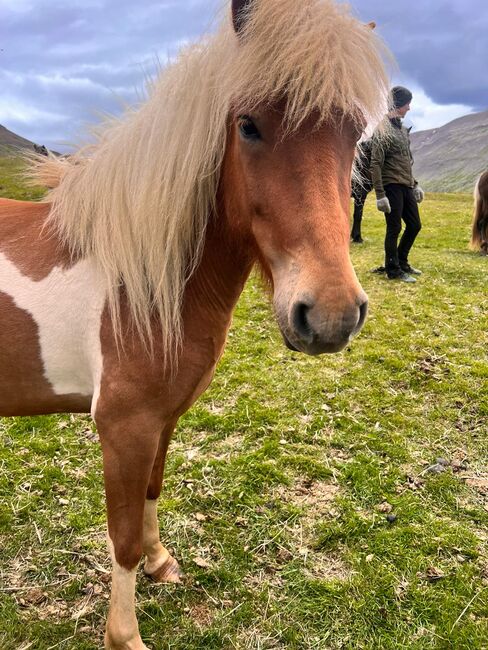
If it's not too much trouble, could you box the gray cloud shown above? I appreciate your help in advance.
[1,0,487,150]
[1,0,220,149]
[348,0,488,109]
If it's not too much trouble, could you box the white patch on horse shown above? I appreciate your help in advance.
[0,254,106,398]
[106,536,147,649]
[143,499,170,575]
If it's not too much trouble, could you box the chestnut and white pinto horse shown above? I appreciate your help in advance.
[0,0,389,647]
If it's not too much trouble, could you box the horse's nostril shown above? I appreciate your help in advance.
[291,301,314,343]
[357,297,368,330]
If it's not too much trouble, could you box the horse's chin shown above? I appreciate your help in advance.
[281,332,350,356]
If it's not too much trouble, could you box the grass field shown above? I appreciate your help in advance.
[0,158,487,649]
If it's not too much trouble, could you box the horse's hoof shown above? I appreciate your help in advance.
[145,554,183,584]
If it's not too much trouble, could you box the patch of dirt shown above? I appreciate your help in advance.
[326,446,353,463]
[234,626,284,650]
[414,352,450,381]
[263,479,352,582]
[3,527,111,630]
[172,431,250,465]
[207,432,248,460]
[243,569,285,591]
[273,478,341,514]
[187,603,215,629]
[206,392,240,415]
[303,551,352,581]
[417,566,446,583]
[463,475,488,498]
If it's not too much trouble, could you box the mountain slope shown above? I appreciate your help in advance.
[0,124,37,154]
[410,109,488,193]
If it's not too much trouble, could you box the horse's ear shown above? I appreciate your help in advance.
[232,0,253,34]
[366,21,376,30]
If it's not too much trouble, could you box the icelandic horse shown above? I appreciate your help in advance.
[0,0,389,647]
[471,171,488,255]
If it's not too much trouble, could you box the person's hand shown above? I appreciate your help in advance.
[376,197,391,213]
[414,186,424,203]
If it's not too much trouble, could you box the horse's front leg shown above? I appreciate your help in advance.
[97,411,163,650]
[143,419,183,583]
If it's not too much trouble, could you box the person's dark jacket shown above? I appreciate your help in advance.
[370,117,417,198]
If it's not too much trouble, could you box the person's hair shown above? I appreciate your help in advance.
[390,85,413,109]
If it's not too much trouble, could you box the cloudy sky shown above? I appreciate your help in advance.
[1,0,487,152]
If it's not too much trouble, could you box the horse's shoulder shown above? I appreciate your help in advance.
[0,199,71,281]
[0,196,50,209]
[0,198,51,225]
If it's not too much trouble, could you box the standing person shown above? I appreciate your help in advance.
[351,138,373,243]
[370,86,424,282]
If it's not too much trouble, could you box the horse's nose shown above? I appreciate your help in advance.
[288,293,368,355]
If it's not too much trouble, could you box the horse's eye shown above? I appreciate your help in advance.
[238,116,261,141]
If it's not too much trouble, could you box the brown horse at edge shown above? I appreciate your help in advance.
[471,171,488,255]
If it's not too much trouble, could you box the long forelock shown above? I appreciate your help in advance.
[34,0,390,365]
[223,0,390,130]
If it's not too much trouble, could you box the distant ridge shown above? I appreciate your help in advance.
[410,109,488,193]
[0,124,37,153]
[0,124,62,158]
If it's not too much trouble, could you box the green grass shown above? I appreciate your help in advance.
[0,156,45,201]
[0,164,487,649]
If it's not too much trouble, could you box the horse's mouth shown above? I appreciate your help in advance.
[283,334,300,352]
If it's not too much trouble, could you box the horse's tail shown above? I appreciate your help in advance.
[470,172,488,252]
[24,152,75,190]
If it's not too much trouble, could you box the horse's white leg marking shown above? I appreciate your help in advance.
[0,254,105,401]
[106,537,149,650]
[143,500,182,582]
[143,499,170,573]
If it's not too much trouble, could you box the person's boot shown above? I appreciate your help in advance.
[400,262,422,275]
[388,271,416,283]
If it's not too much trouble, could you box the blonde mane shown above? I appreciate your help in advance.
[32,0,390,361]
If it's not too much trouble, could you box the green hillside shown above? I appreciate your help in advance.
[0,157,46,201]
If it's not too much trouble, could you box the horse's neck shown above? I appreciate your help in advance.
[183,207,255,333]
[183,127,257,329]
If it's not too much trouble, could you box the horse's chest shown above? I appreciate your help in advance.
[0,254,106,413]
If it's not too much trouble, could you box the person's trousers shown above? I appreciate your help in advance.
[384,183,422,277]
[351,182,372,239]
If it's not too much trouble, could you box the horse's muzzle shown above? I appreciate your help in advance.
[282,294,368,355]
